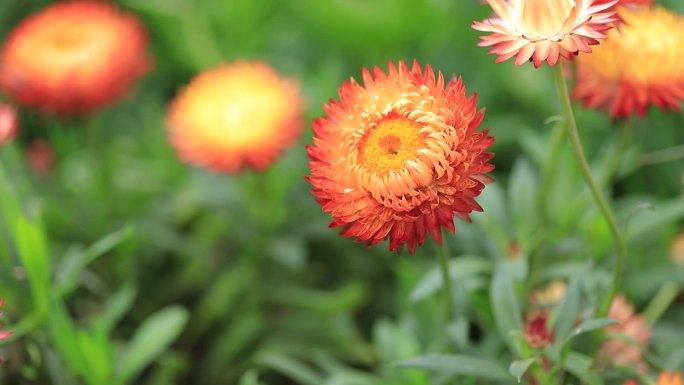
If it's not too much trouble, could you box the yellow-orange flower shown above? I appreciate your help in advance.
[0,1,150,115]
[0,102,18,147]
[573,6,684,119]
[167,61,305,173]
[307,61,495,253]
[473,0,618,68]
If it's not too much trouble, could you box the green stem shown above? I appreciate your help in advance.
[551,65,625,319]
[436,236,454,323]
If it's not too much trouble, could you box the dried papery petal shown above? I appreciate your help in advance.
[307,60,494,253]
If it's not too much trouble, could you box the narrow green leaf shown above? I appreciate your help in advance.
[509,358,537,383]
[238,370,261,385]
[409,257,492,303]
[56,225,133,296]
[627,199,684,242]
[255,351,323,385]
[99,283,137,333]
[562,351,593,382]
[396,354,510,382]
[549,278,581,342]
[568,318,617,342]
[491,267,523,354]
[116,306,189,385]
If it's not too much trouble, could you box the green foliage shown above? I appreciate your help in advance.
[1,0,684,384]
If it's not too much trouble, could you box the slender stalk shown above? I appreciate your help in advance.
[436,237,454,322]
[551,65,625,319]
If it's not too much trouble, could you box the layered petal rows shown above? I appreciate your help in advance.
[307,61,494,253]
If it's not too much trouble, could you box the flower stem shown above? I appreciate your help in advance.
[551,65,625,319]
[436,237,454,322]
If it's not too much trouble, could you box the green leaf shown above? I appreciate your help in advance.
[255,351,323,385]
[99,283,137,333]
[491,266,523,354]
[549,278,581,342]
[509,358,537,383]
[55,225,133,297]
[116,306,189,385]
[508,158,540,247]
[626,199,684,242]
[396,354,510,381]
[238,370,261,385]
[562,351,594,383]
[409,257,492,303]
[567,318,617,342]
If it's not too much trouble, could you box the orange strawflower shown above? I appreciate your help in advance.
[473,0,618,68]
[307,61,495,253]
[0,1,150,115]
[573,6,684,119]
[0,102,18,147]
[524,314,553,349]
[167,61,305,173]
[599,294,651,372]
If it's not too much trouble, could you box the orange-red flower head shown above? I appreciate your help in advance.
[0,102,18,147]
[307,61,495,253]
[573,6,684,119]
[0,0,151,115]
[473,0,618,68]
[167,61,305,173]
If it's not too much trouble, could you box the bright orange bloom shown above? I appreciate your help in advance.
[573,6,684,119]
[0,102,18,147]
[0,1,150,115]
[599,294,651,372]
[167,61,305,173]
[473,0,618,68]
[307,61,494,253]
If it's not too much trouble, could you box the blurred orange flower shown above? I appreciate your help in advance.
[624,371,683,385]
[473,0,618,68]
[671,230,684,265]
[0,0,150,115]
[599,294,651,372]
[307,61,494,253]
[167,61,304,173]
[573,6,684,119]
[0,102,18,147]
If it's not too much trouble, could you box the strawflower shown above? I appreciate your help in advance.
[524,314,553,349]
[307,60,494,253]
[0,0,151,115]
[573,6,684,119]
[473,0,618,67]
[167,61,305,173]
[0,102,18,147]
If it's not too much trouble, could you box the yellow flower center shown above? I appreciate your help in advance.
[518,0,573,39]
[358,118,424,175]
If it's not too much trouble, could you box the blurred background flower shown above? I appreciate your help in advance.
[0,0,150,115]
[0,101,17,147]
[166,61,304,173]
[573,5,684,119]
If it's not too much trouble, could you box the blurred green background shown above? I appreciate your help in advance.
[1,1,684,384]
